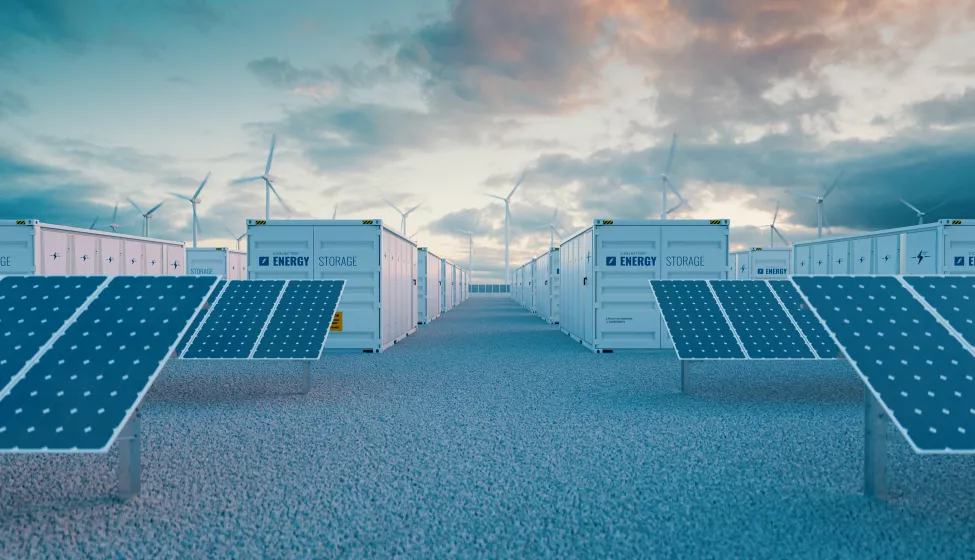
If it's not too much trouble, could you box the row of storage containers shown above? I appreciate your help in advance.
[245,219,469,354]
[512,248,561,324]
[0,220,247,278]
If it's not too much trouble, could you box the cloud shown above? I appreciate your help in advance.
[246,57,396,99]
[910,88,975,127]
[0,90,29,119]
[36,136,183,177]
[247,57,328,91]
[158,0,225,33]
[0,0,88,55]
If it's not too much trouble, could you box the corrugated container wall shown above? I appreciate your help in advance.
[0,219,186,276]
[417,248,442,324]
[452,263,461,305]
[442,259,455,312]
[528,259,538,313]
[732,247,791,279]
[534,248,560,324]
[560,219,731,352]
[246,219,417,353]
[791,219,975,275]
[186,247,247,280]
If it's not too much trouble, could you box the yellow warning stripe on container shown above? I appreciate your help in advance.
[362,220,374,225]
[15,220,26,225]
[254,220,267,225]
[710,220,722,225]
[952,220,962,225]
[330,312,343,332]
[601,220,614,225]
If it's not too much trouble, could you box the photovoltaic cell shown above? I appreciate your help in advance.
[252,280,345,359]
[711,280,815,359]
[173,279,227,357]
[181,280,286,359]
[0,276,107,394]
[768,280,842,359]
[650,280,746,360]
[793,275,975,452]
[902,276,975,348]
[0,275,218,452]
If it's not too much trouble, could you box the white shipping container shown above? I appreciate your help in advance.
[186,247,247,280]
[0,219,186,276]
[452,263,461,306]
[418,247,442,324]
[732,247,792,279]
[792,219,975,275]
[246,219,417,353]
[561,219,731,352]
[534,248,561,324]
[442,259,456,312]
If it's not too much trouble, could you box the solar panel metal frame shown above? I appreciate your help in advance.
[790,274,975,456]
[0,276,113,400]
[178,279,346,361]
[172,277,229,357]
[0,275,221,454]
[766,279,843,360]
[899,275,975,353]
[648,279,749,361]
[651,279,837,361]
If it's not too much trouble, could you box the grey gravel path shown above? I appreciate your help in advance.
[1,297,973,559]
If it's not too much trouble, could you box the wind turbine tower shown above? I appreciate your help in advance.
[231,134,290,220]
[170,172,210,248]
[485,172,525,284]
[383,199,423,236]
[899,197,948,225]
[788,170,844,239]
[128,198,165,238]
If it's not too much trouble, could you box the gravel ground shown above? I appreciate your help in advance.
[1,297,974,559]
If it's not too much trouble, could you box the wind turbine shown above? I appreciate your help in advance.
[484,172,525,284]
[899,197,948,225]
[170,172,210,248]
[383,199,423,236]
[225,227,246,250]
[128,198,165,238]
[231,134,290,220]
[545,207,565,248]
[106,202,120,233]
[766,202,790,247]
[456,217,480,280]
[332,204,338,220]
[788,170,844,238]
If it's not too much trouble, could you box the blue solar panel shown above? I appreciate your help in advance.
[650,280,746,360]
[903,276,975,349]
[711,280,815,359]
[768,280,842,359]
[252,280,345,359]
[0,276,108,395]
[793,276,975,452]
[0,275,218,452]
[180,280,286,359]
[173,279,227,357]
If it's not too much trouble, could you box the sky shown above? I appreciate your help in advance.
[2,0,975,283]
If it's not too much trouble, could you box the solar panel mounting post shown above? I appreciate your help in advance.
[680,360,691,394]
[301,360,310,394]
[864,390,888,500]
[117,408,142,501]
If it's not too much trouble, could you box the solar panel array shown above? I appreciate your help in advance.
[650,279,840,361]
[0,275,219,452]
[179,279,345,361]
[794,276,975,453]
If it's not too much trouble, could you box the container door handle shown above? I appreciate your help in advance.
[583,276,587,285]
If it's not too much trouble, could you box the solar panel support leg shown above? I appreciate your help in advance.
[864,391,887,500]
[680,360,691,394]
[118,408,142,501]
[301,360,310,394]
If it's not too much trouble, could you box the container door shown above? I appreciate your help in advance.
[828,242,851,274]
[751,249,790,278]
[811,244,830,274]
[851,238,872,274]
[69,233,98,275]
[874,234,899,274]
[39,229,69,275]
[100,237,122,275]
[417,253,427,322]
[793,246,811,275]
[903,228,939,274]
[737,253,749,279]
[145,244,164,275]
[122,241,143,274]
[249,224,313,279]
[942,225,975,274]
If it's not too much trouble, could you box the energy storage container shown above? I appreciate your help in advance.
[452,263,461,306]
[534,248,560,324]
[527,259,538,313]
[417,247,443,324]
[561,219,731,352]
[0,219,186,276]
[732,247,791,279]
[246,219,417,353]
[792,219,975,275]
[442,259,456,312]
[186,247,247,280]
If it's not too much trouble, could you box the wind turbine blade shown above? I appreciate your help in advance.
[195,218,203,236]
[265,134,276,175]
[899,198,923,215]
[822,170,845,199]
[666,179,687,203]
[268,182,290,211]
[508,172,526,199]
[484,193,506,201]
[787,190,819,201]
[193,171,211,198]
[383,198,404,215]
[146,201,165,215]
[456,229,469,234]
[332,204,338,220]
[225,227,237,238]
[822,206,832,233]
[238,233,247,241]
[772,202,780,226]
[552,207,558,222]
[926,199,949,213]
[111,202,119,222]
[405,202,423,215]
[128,198,145,215]
[663,133,678,175]
[773,226,790,246]
[90,217,99,230]
[231,176,264,184]
[169,192,193,201]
